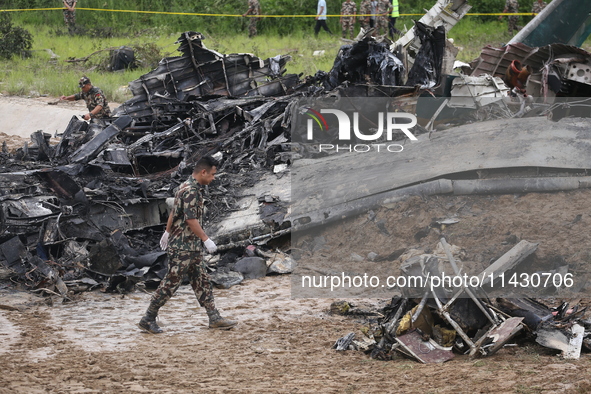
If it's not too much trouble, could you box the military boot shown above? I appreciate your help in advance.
[138,306,163,334]
[207,309,237,330]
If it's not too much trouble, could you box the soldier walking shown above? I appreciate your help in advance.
[242,0,261,38]
[340,0,357,40]
[138,156,237,334]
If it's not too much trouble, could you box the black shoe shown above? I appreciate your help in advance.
[138,316,163,334]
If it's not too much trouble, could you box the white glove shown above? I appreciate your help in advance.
[160,231,170,250]
[204,238,217,254]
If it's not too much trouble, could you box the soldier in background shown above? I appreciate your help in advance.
[531,0,547,14]
[243,0,261,38]
[500,0,520,35]
[62,0,77,34]
[377,0,392,36]
[340,0,357,40]
[358,0,371,32]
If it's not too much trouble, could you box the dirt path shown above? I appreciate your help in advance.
[2,97,591,393]
[1,274,591,394]
[0,94,121,152]
[0,95,85,139]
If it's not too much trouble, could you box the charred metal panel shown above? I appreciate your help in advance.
[70,115,133,164]
[0,236,27,267]
[324,37,405,91]
[87,198,169,232]
[113,31,298,130]
[496,298,554,331]
[393,0,470,83]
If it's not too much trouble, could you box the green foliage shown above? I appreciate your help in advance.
[0,13,33,59]
[469,0,544,24]
[2,0,350,37]
[1,0,545,36]
[0,1,576,101]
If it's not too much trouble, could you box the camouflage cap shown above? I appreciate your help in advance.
[78,76,91,87]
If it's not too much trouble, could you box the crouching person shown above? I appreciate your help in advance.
[139,156,237,333]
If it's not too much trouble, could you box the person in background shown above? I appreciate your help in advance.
[242,0,261,38]
[60,76,111,121]
[358,0,372,33]
[499,0,520,35]
[369,0,378,30]
[377,0,392,36]
[139,156,238,334]
[388,0,400,40]
[340,0,357,40]
[62,0,77,34]
[531,0,547,14]
[315,0,333,37]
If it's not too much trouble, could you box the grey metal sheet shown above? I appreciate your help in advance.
[292,116,591,216]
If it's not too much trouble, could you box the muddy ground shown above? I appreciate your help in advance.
[2,96,591,393]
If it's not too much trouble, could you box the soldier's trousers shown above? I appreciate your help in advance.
[508,15,519,33]
[63,10,75,27]
[248,18,258,37]
[150,249,215,313]
[341,19,355,39]
[377,16,388,36]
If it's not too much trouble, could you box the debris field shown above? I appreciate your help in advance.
[2,0,591,368]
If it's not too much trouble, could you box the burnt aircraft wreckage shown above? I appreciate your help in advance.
[0,20,452,292]
[2,0,591,361]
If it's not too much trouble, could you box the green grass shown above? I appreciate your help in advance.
[0,25,342,102]
[2,17,591,103]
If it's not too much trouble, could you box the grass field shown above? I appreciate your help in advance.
[1,15,590,103]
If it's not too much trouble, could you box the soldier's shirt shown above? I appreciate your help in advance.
[359,0,370,21]
[531,1,546,13]
[341,1,357,16]
[64,0,76,7]
[505,0,518,13]
[168,176,205,252]
[74,86,111,118]
[248,0,260,14]
[378,0,391,14]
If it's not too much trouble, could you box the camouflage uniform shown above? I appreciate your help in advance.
[149,177,215,313]
[246,0,261,38]
[340,0,357,39]
[74,86,111,119]
[377,0,392,36]
[63,0,76,32]
[358,0,371,30]
[504,0,519,34]
[531,0,546,14]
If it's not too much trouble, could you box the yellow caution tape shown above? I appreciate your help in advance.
[0,8,541,17]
